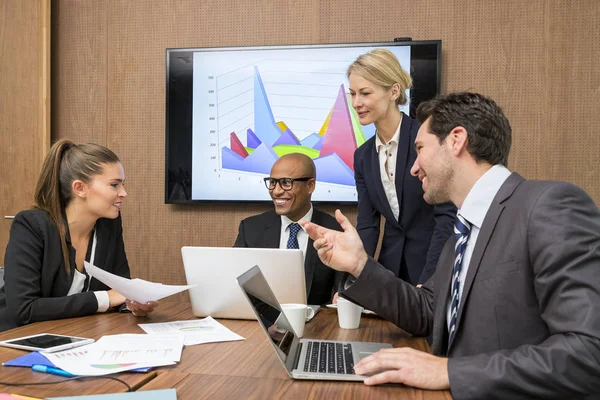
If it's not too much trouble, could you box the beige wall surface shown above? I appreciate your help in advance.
[51,0,600,286]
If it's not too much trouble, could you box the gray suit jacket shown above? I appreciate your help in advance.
[342,173,600,399]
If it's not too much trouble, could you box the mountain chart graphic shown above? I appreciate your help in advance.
[221,66,374,186]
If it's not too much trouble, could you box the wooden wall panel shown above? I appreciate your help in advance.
[541,0,600,190]
[321,0,549,178]
[51,0,107,145]
[0,0,50,265]
[51,0,600,288]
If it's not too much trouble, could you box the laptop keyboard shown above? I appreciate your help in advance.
[302,341,354,374]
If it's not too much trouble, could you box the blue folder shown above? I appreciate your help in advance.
[1,351,58,368]
[2,351,152,373]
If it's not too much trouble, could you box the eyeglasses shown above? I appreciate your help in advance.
[264,177,313,191]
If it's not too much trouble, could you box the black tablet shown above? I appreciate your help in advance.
[0,333,94,353]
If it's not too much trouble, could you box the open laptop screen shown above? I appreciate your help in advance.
[238,266,298,363]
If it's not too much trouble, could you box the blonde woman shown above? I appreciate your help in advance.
[349,49,455,284]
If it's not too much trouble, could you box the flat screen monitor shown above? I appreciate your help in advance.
[165,40,441,203]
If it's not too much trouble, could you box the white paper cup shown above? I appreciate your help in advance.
[280,304,315,338]
[337,297,363,329]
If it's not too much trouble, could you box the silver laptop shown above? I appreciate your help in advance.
[182,247,307,319]
[237,265,392,381]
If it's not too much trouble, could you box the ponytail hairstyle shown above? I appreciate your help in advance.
[34,139,121,274]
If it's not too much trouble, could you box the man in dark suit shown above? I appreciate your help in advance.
[234,153,342,305]
[301,92,600,399]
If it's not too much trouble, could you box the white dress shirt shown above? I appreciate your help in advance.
[446,164,512,330]
[279,205,314,262]
[375,117,402,221]
[66,229,110,312]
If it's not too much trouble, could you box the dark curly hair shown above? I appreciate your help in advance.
[416,92,512,166]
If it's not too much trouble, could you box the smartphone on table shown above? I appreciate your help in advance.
[0,333,94,353]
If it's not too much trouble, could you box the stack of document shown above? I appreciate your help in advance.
[42,334,183,376]
[3,317,245,378]
[139,316,245,346]
[5,265,246,378]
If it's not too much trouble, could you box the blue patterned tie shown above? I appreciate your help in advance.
[448,214,471,344]
[287,222,301,249]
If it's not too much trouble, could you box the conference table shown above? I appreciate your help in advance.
[0,302,452,399]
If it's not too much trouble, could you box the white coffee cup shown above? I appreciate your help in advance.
[337,297,363,329]
[279,304,315,338]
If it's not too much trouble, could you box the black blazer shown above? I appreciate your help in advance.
[233,208,343,305]
[0,209,130,332]
[353,113,456,284]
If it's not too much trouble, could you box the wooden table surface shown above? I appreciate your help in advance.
[0,303,452,399]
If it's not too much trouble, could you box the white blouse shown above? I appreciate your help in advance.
[65,230,110,312]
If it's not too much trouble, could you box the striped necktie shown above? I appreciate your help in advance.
[448,214,471,344]
[287,222,301,249]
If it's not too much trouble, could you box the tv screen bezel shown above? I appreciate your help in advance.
[165,40,441,204]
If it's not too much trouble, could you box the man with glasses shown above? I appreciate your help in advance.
[234,153,342,305]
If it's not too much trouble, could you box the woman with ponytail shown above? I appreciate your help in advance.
[0,139,157,332]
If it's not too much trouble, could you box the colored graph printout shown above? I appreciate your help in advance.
[43,343,176,376]
[138,317,245,346]
[191,46,411,201]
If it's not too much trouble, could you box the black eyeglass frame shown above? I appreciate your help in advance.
[263,177,314,191]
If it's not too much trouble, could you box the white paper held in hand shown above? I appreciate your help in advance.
[84,261,195,303]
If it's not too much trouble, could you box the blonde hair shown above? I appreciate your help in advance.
[347,48,412,106]
[34,139,121,274]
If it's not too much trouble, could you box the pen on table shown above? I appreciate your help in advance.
[31,364,76,378]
